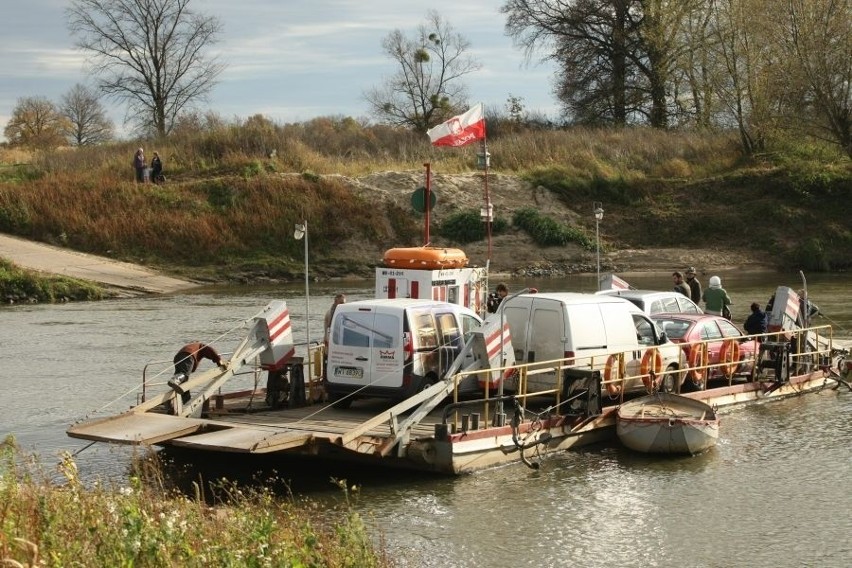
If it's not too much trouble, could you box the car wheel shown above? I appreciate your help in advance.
[660,365,679,393]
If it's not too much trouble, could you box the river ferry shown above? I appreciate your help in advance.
[67,258,851,474]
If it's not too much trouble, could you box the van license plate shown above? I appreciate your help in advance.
[335,366,363,379]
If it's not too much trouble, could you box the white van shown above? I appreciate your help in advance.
[495,292,684,395]
[325,299,483,406]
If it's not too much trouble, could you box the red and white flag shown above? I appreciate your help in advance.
[427,103,486,147]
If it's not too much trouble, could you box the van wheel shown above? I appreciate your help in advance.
[660,365,679,393]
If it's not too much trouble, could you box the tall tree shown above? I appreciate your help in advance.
[503,0,640,126]
[503,0,707,128]
[67,0,225,137]
[60,84,114,146]
[3,97,69,149]
[781,0,852,157]
[364,10,482,132]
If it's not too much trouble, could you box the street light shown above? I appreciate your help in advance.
[593,202,604,291]
[294,221,311,386]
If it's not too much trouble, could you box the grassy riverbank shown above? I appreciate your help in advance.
[0,259,106,303]
[1,123,850,290]
[0,437,392,567]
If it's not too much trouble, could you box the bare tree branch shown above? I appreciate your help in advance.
[67,0,225,137]
[364,11,482,132]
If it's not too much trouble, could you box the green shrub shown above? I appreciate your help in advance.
[785,237,831,272]
[205,182,237,209]
[513,207,595,249]
[242,160,264,178]
[438,209,509,244]
[0,191,32,231]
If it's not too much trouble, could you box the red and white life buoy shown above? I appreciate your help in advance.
[604,354,623,397]
[688,344,708,386]
[641,348,664,390]
[719,339,741,377]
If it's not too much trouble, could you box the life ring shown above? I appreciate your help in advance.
[688,344,708,386]
[641,348,664,390]
[604,354,623,397]
[719,339,741,376]
[383,247,469,270]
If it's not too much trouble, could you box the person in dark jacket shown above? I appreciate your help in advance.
[150,151,163,183]
[133,148,145,182]
[684,266,702,304]
[487,282,509,313]
[167,342,228,404]
[743,302,767,338]
[672,271,691,297]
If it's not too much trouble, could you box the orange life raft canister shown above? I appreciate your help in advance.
[383,247,469,270]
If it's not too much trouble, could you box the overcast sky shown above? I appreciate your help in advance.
[1,0,558,141]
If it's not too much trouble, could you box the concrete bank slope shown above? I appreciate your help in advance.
[0,233,198,297]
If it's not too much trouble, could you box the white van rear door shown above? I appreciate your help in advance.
[527,299,566,364]
[329,307,404,388]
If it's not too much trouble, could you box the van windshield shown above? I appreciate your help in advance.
[335,312,399,348]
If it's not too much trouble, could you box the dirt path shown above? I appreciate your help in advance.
[0,233,198,297]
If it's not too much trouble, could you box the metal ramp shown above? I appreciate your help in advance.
[67,412,207,445]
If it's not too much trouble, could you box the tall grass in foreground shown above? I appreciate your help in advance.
[0,437,393,568]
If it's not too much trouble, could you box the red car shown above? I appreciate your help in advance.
[650,313,758,390]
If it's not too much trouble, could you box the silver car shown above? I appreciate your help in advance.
[596,289,703,316]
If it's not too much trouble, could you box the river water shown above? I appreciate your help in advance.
[2,270,851,567]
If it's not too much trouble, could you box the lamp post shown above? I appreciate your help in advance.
[593,202,604,291]
[294,221,311,384]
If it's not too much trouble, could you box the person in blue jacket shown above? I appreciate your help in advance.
[743,302,767,338]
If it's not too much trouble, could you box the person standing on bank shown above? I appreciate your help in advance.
[685,267,702,304]
[167,341,228,405]
[743,302,767,338]
[672,271,691,297]
[487,283,509,313]
[702,276,732,317]
[133,148,146,183]
[150,151,163,184]
[324,293,346,344]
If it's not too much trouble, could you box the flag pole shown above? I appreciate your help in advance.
[484,137,492,261]
[424,162,431,246]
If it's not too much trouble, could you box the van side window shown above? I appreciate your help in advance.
[412,312,438,350]
[632,315,656,346]
[436,312,461,348]
[460,314,480,341]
